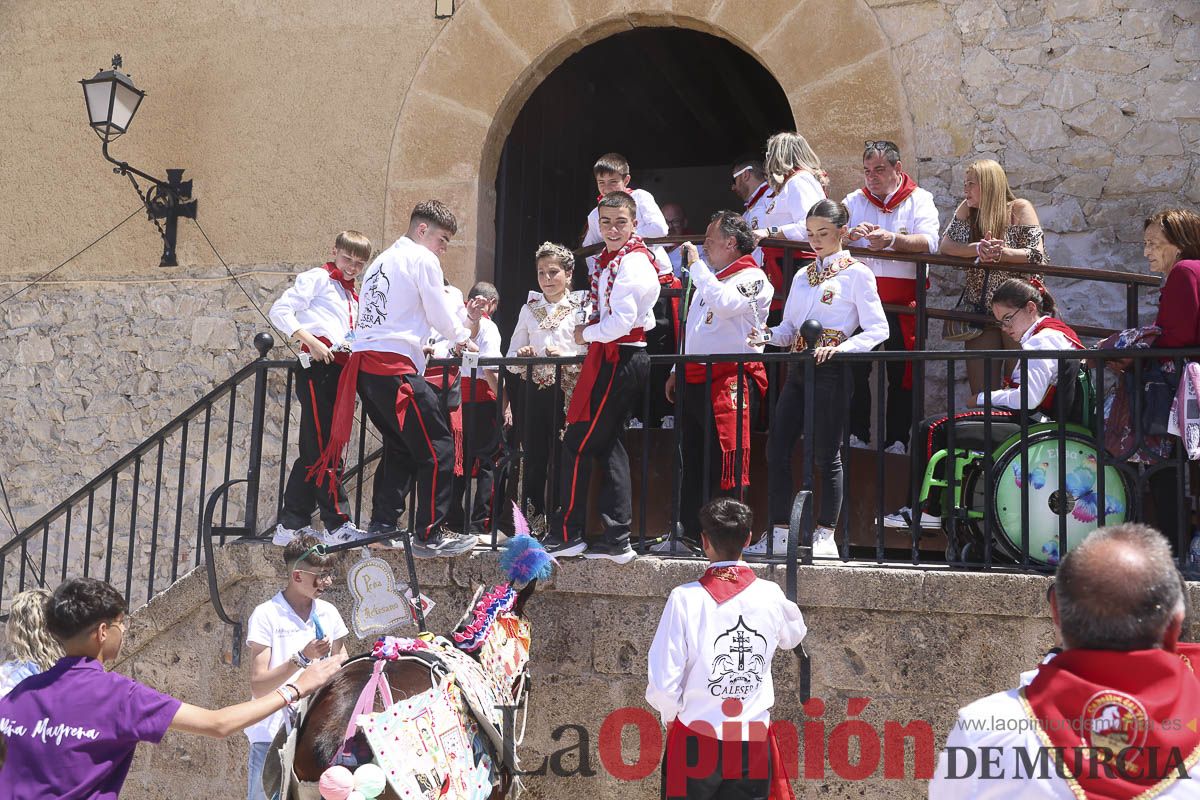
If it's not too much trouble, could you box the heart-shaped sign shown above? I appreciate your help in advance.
[347,555,411,638]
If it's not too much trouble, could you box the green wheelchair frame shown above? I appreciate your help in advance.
[910,364,1129,565]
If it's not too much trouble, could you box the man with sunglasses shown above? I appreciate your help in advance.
[243,534,348,800]
[843,140,941,455]
[730,157,774,318]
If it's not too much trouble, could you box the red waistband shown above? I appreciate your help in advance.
[301,336,350,365]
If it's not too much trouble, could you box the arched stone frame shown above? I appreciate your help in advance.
[383,0,913,286]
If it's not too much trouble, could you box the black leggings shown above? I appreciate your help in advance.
[766,367,847,528]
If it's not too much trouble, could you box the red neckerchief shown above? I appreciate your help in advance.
[744,182,769,212]
[589,234,652,321]
[714,254,761,281]
[1022,648,1200,798]
[1030,316,1084,350]
[862,172,918,214]
[321,261,359,299]
[1176,642,1200,677]
[681,363,768,488]
[698,563,757,604]
[595,187,635,203]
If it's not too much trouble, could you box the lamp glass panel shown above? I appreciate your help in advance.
[84,80,116,130]
[111,81,142,132]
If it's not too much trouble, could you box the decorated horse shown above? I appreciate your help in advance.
[263,508,553,800]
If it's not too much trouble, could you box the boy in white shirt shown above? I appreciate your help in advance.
[647,498,807,800]
[268,231,373,547]
[244,534,349,800]
[549,191,660,563]
[309,200,480,558]
[448,282,506,536]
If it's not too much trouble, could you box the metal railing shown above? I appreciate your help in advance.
[0,241,1183,620]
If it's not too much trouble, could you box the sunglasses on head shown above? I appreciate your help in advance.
[864,140,899,154]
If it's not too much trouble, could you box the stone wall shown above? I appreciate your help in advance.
[57,544,1068,799]
[880,0,1199,328]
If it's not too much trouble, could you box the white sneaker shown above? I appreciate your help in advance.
[744,526,789,558]
[271,524,316,546]
[324,522,371,546]
[884,441,908,456]
[812,526,840,559]
[649,537,699,556]
[881,507,941,530]
[849,435,871,450]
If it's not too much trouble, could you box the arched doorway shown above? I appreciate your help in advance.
[490,27,796,334]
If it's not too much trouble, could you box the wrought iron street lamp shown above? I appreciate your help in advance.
[80,55,197,267]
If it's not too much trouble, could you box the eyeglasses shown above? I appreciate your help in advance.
[296,569,337,584]
[864,140,899,154]
[998,306,1027,327]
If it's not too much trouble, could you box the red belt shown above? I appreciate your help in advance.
[566,327,644,424]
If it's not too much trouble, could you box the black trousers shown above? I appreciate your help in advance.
[678,381,759,541]
[552,347,650,546]
[280,361,351,530]
[449,400,501,534]
[507,375,565,517]
[766,366,846,528]
[849,310,914,447]
[662,735,771,800]
[357,372,454,541]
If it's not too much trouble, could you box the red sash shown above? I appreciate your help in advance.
[301,335,351,365]
[308,351,417,491]
[861,173,917,214]
[683,362,768,489]
[664,720,794,800]
[566,328,646,424]
[876,277,919,390]
[1022,648,1200,798]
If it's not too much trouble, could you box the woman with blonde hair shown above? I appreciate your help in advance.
[752,132,829,319]
[0,588,63,698]
[940,158,1046,395]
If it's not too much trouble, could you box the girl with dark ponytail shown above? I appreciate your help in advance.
[882,276,1085,531]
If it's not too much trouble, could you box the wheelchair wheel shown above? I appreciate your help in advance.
[961,429,1132,567]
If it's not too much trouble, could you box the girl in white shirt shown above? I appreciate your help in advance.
[505,242,586,519]
[753,132,829,321]
[750,200,888,560]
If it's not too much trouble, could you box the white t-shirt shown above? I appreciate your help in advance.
[645,562,807,740]
[243,592,348,743]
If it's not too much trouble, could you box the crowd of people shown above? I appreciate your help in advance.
[260,129,1199,565]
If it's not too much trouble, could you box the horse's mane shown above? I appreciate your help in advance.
[298,657,377,768]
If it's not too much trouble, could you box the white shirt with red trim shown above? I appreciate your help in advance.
[646,560,807,740]
[979,317,1078,410]
[842,185,940,281]
[743,182,772,233]
[268,267,357,344]
[757,172,826,242]
[581,250,660,346]
[353,236,470,373]
[768,251,889,353]
[930,686,1200,799]
[682,258,773,359]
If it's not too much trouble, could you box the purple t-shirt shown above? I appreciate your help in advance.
[0,656,181,799]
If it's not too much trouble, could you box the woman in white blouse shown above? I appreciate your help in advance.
[748,199,889,560]
[505,242,587,520]
[752,131,829,321]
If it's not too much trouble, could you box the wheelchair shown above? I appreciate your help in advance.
[915,360,1134,567]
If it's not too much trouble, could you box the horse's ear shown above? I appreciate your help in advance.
[512,579,539,618]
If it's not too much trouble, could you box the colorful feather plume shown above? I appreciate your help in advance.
[501,501,555,585]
